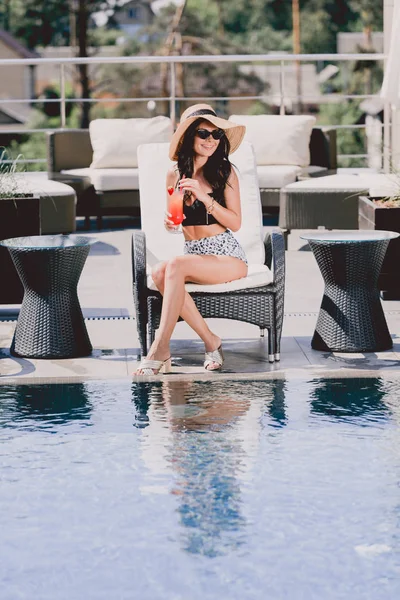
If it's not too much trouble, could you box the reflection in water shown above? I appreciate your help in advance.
[310,378,389,423]
[161,381,251,557]
[133,382,161,429]
[2,377,400,597]
[0,383,91,430]
[266,378,287,427]
[132,379,287,557]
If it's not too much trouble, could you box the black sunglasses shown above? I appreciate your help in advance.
[196,128,225,140]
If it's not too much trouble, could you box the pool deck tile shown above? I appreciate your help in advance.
[2,226,400,382]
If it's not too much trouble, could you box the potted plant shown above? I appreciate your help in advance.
[0,149,40,304]
[359,174,400,299]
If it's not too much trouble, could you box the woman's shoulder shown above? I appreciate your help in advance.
[166,165,179,185]
[227,166,239,186]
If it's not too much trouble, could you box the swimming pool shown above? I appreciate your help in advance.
[1,377,399,599]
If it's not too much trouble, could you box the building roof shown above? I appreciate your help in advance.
[0,103,31,127]
[0,28,40,59]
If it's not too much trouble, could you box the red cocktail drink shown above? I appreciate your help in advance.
[167,186,184,226]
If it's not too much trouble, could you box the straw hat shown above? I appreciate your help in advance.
[169,103,246,161]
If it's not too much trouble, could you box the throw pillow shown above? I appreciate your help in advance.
[90,116,173,169]
[229,114,316,167]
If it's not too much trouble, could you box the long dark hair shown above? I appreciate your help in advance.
[176,118,232,203]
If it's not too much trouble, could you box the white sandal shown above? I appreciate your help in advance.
[135,357,171,375]
[204,345,224,371]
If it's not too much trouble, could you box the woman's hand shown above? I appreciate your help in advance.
[178,177,210,204]
[164,211,177,231]
[164,211,184,233]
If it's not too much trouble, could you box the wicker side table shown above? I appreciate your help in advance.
[301,230,399,352]
[0,235,95,358]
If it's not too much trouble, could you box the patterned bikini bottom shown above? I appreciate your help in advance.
[183,230,248,265]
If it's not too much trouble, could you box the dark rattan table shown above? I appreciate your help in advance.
[301,230,399,352]
[0,234,95,359]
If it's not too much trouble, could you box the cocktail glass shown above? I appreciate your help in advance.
[167,187,184,234]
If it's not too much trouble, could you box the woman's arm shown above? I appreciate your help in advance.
[179,169,242,232]
[166,167,179,194]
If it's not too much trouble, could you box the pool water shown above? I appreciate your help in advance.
[1,377,400,599]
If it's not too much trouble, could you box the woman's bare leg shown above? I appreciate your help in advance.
[137,255,247,372]
[152,261,219,350]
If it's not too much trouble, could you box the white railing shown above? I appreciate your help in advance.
[0,52,386,166]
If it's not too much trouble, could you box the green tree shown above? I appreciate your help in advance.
[349,0,384,39]
[299,1,358,53]
[89,26,122,46]
[2,1,124,127]
[318,101,366,167]
[2,0,70,48]
[0,0,11,31]
[182,0,290,51]
[300,9,336,54]
[66,1,125,128]
[98,1,267,117]
[9,106,80,171]
[302,1,358,30]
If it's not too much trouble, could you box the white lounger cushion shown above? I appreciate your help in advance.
[230,114,316,167]
[89,116,173,168]
[61,167,138,192]
[147,263,273,293]
[137,141,270,283]
[257,165,302,188]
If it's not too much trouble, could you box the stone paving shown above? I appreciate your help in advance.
[2,223,400,383]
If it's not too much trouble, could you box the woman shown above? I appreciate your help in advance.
[136,104,247,375]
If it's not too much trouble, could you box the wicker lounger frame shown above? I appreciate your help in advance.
[131,230,285,363]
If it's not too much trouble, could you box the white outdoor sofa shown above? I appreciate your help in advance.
[47,114,337,228]
[47,116,173,229]
[229,114,337,212]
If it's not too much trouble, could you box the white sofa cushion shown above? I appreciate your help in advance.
[137,141,267,270]
[147,263,273,293]
[11,174,77,200]
[62,167,139,192]
[62,164,302,193]
[89,116,173,169]
[257,165,302,188]
[229,114,316,167]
